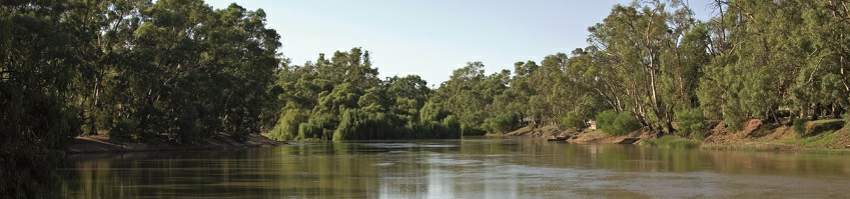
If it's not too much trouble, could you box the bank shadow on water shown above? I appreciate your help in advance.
[55,138,850,198]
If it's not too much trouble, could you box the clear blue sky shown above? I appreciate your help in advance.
[206,0,714,86]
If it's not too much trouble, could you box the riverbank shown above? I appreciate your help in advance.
[66,133,283,154]
[701,119,850,152]
[500,119,850,151]
[498,125,657,144]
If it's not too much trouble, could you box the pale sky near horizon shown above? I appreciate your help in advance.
[206,0,714,86]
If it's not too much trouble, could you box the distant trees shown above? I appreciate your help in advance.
[268,48,461,141]
[439,0,850,137]
[425,62,509,135]
[4,0,850,196]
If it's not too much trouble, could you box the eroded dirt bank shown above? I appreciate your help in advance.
[500,119,850,151]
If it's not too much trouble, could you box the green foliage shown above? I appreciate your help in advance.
[441,115,463,137]
[419,100,447,123]
[483,113,519,134]
[273,48,461,141]
[723,112,746,132]
[330,108,462,141]
[796,126,850,148]
[793,118,807,136]
[431,62,512,132]
[596,110,641,136]
[298,122,324,140]
[615,112,642,135]
[674,108,706,138]
[4,0,850,196]
[845,112,850,124]
[267,108,307,141]
[595,111,618,132]
[333,109,391,141]
[2,0,86,196]
[559,111,587,129]
[110,119,141,142]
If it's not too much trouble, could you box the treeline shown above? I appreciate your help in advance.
[0,0,460,196]
[434,0,850,137]
[4,0,850,196]
[2,0,282,145]
[2,0,284,197]
[267,48,462,141]
[3,1,470,193]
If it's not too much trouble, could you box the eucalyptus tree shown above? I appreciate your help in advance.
[585,1,705,134]
[699,0,850,129]
[2,0,88,197]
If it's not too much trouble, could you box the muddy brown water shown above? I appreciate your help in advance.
[56,138,850,198]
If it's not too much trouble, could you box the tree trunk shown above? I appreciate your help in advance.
[813,103,821,120]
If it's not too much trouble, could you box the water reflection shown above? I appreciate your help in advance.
[57,138,850,198]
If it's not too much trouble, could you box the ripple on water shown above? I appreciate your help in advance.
[418,144,458,148]
[425,155,483,166]
[361,143,418,149]
[374,162,394,167]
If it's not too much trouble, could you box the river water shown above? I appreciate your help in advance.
[56,138,850,198]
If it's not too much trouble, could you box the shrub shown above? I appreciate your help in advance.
[596,110,641,136]
[845,112,850,123]
[442,115,463,137]
[483,113,518,134]
[110,118,139,142]
[674,108,706,138]
[298,113,337,140]
[268,108,306,141]
[559,111,587,129]
[596,110,617,130]
[332,109,398,141]
[722,108,746,131]
[419,101,447,123]
[333,109,365,141]
[793,118,806,136]
[298,122,323,140]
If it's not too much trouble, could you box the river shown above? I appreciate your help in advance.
[56,138,850,198]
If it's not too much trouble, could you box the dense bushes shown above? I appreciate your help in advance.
[674,108,706,138]
[330,109,463,141]
[334,109,390,140]
[483,113,519,134]
[267,108,306,140]
[596,110,641,136]
[845,113,850,124]
[270,105,463,141]
[110,119,141,142]
[793,118,807,136]
[559,111,587,129]
[1,87,80,198]
[297,122,324,140]
[271,48,470,141]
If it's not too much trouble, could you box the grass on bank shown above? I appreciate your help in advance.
[795,127,850,148]
[642,136,701,149]
[782,118,849,149]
